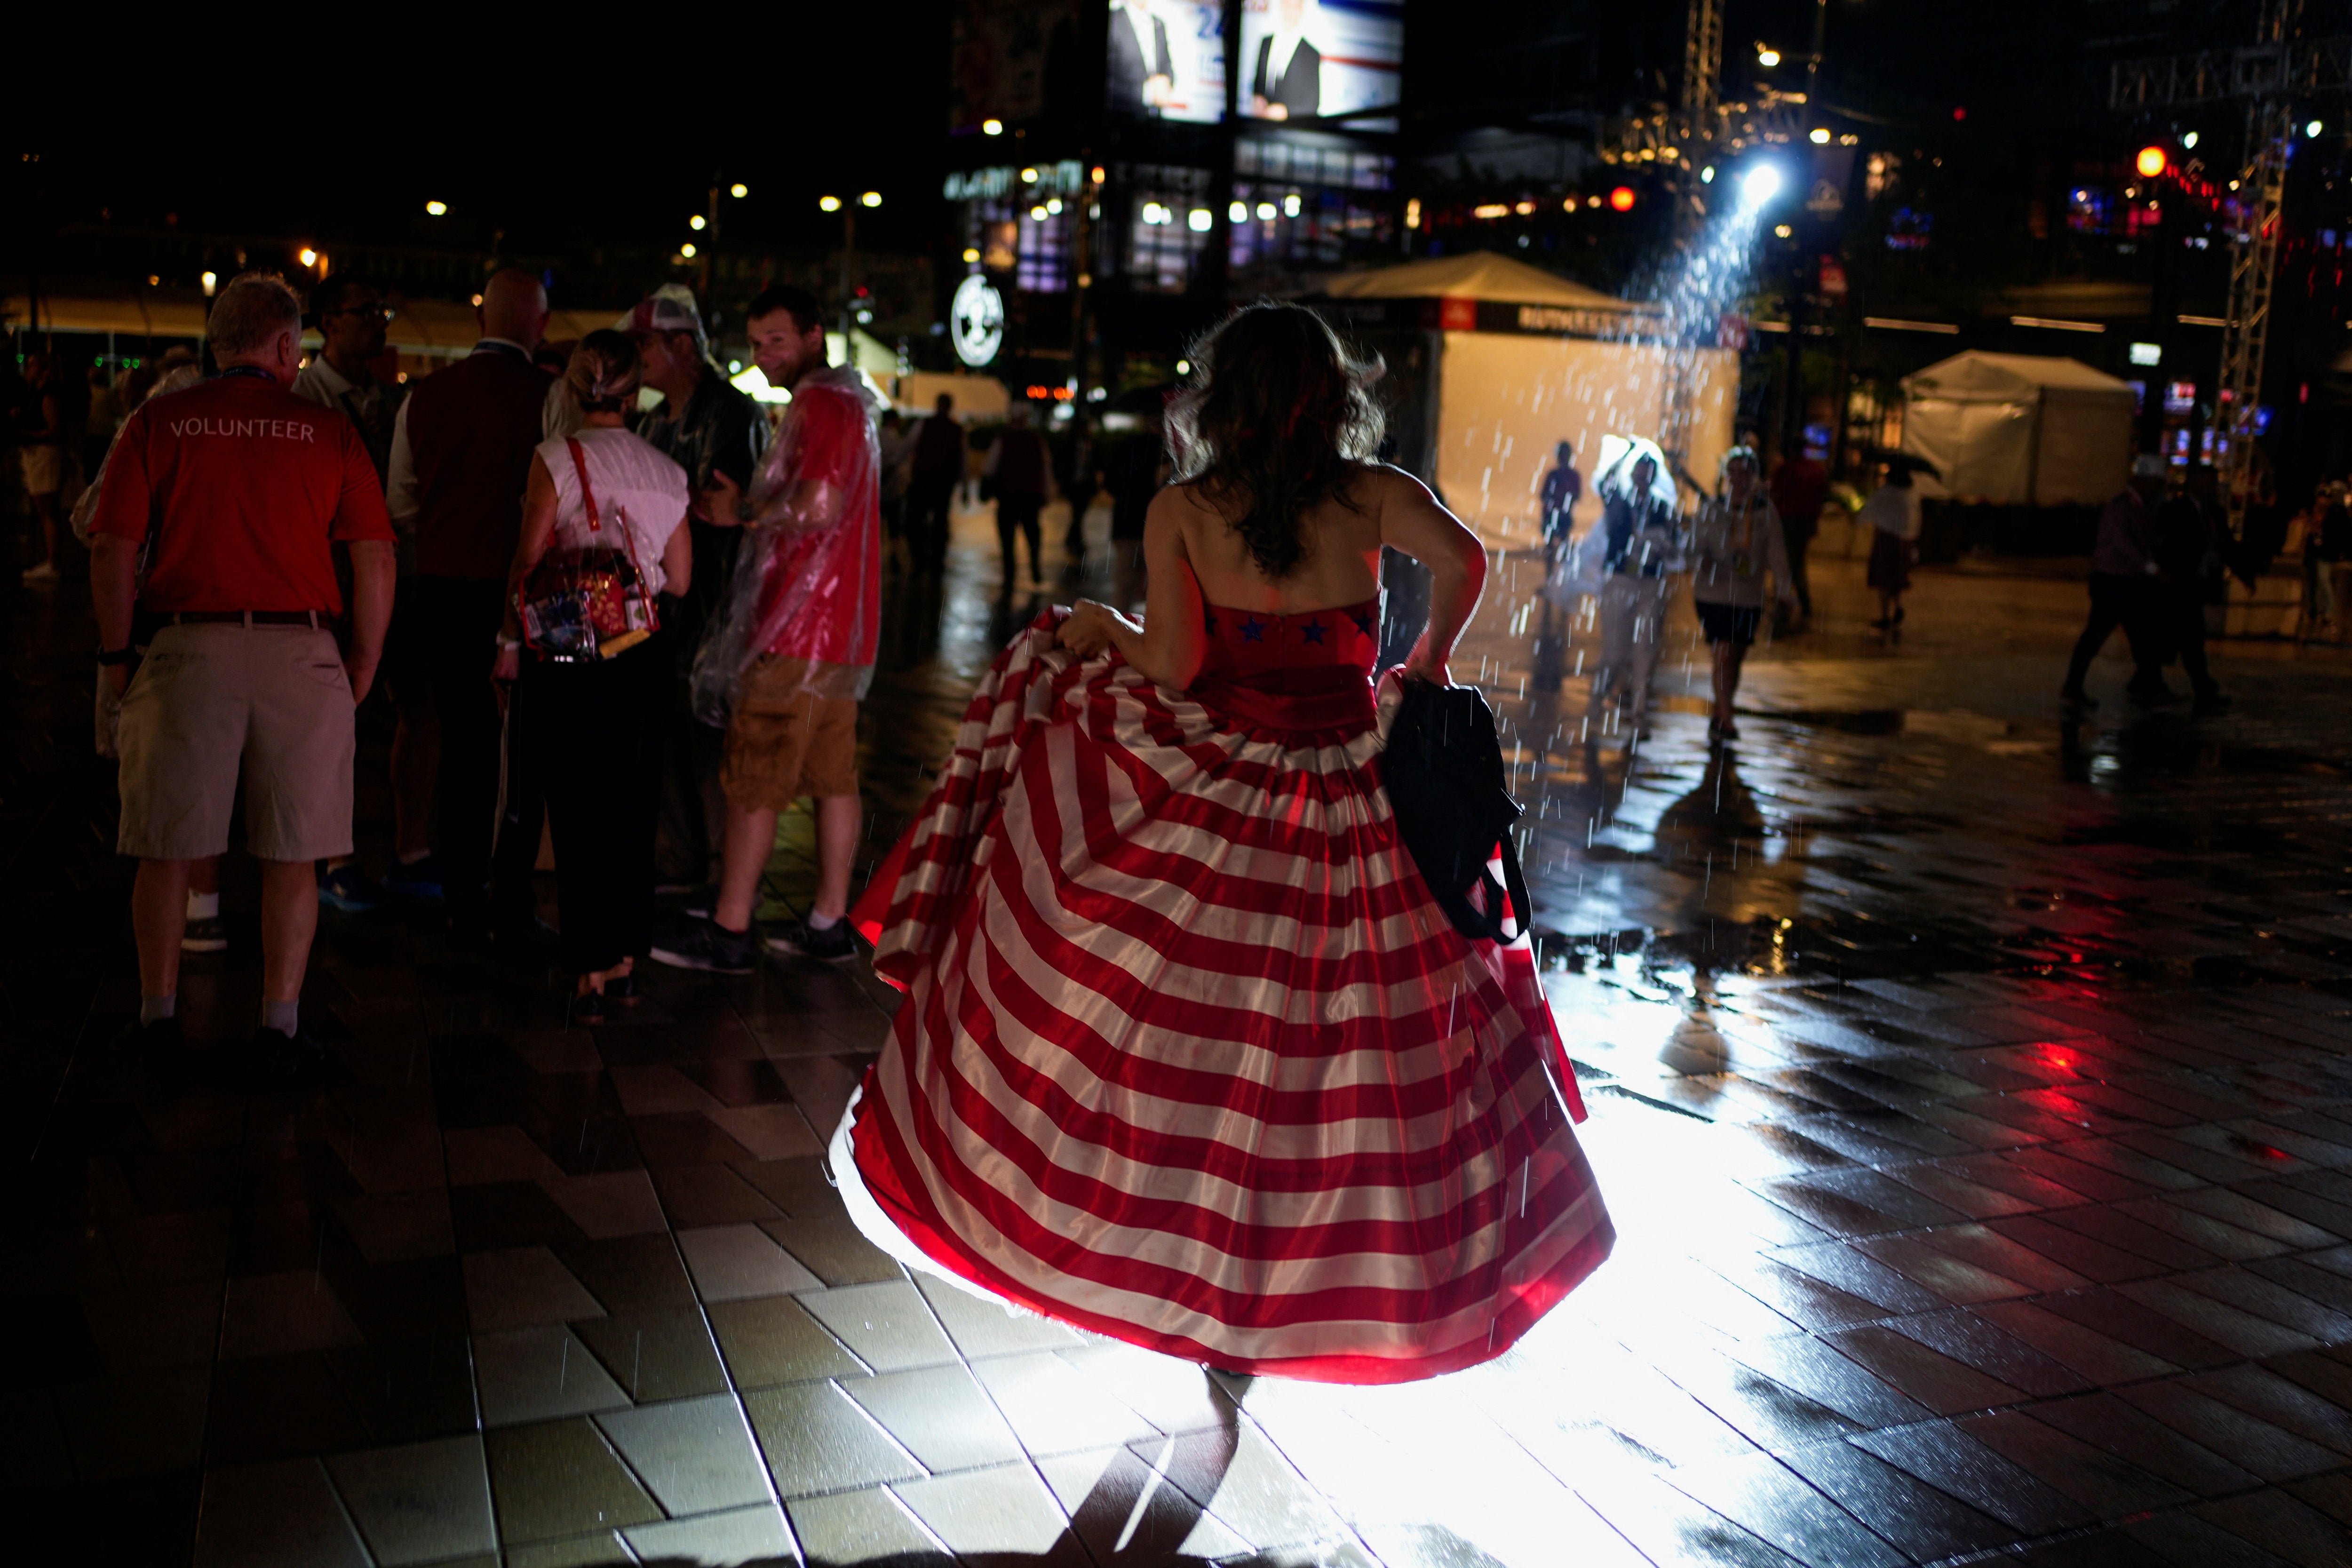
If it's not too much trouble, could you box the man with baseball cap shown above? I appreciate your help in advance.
[620,285,769,895]
[90,271,396,1076]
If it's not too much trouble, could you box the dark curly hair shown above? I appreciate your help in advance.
[1168,302,1384,580]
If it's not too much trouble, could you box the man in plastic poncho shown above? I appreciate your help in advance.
[652,285,881,975]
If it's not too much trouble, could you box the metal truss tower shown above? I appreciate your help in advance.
[2110,0,2348,531]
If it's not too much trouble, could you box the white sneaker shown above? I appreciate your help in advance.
[20,561,59,583]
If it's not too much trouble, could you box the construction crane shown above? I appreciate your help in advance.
[2110,0,2352,531]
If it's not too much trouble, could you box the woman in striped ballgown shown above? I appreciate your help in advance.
[837,303,1613,1383]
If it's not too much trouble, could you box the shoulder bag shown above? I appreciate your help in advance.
[516,438,660,661]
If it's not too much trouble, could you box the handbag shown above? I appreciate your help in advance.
[517,438,660,662]
[1383,677,1534,944]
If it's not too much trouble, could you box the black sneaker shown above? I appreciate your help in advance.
[767,916,858,964]
[245,1026,329,1087]
[649,918,759,975]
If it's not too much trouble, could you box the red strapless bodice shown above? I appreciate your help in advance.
[1189,597,1381,734]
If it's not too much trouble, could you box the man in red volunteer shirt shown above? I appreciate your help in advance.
[652,284,880,973]
[90,272,396,1075]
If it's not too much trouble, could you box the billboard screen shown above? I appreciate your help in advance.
[1106,0,1226,123]
[1239,0,1402,126]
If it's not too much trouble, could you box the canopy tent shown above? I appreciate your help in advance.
[1315,252,1729,548]
[1900,351,2135,507]
[1326,252,1652,315]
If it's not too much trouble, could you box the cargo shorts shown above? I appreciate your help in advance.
[116,621,356,862]
[721,655,860,811]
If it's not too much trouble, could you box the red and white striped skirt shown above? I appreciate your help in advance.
[842,619,1613,1383]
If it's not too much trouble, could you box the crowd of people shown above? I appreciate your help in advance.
[77,269,876,1069]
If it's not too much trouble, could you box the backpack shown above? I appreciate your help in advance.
[1383,677,1533,944]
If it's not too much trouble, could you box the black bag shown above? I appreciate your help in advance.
[1382,677,1533,944]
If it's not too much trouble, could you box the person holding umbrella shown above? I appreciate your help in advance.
[1859,454,1934,629]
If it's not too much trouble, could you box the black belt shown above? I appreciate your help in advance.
[163,611,326,628]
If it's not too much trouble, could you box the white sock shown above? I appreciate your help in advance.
[262,999,299,1036]
[186,891,220,922]
[808,910,841,931]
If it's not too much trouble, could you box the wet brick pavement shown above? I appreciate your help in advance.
[9,499,2352,1565]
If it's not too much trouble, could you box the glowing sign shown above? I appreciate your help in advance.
[952,274,1005,367]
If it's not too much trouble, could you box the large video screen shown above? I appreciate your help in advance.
[1238,0,1402,126]
[1105,0,1226,123]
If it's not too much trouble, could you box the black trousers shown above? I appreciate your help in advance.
[416,575,535,918]
[2158,580,2218,695]
[521,640,663,974]
[2062,572,2157,696]
[997,494,1045,586]
[906,478,957,573]
[1062,486,1097,554]
[1784,531,1815,615]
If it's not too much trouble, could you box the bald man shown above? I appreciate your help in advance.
[385,268,556,949]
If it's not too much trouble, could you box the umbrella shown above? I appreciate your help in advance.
[1592,434,1679,512]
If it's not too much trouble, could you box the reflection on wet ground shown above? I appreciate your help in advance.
[11,500,2352,1563]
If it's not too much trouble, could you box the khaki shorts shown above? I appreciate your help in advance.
[722,655,859,811]
[117,622,355,862]
[19,445,63,498]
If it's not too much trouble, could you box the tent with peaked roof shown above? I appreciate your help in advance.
[1313,253,1729,549]
[1326,252,1654,315]
[1900,351,2135,506]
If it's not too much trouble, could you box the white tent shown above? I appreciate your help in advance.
[1319,253,1729,548]
[1900,351,2134,506]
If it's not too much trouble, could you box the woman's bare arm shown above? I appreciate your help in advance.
[660,509,693,598]
[499,455,561,645]
[1374,467,1486,683]
[1057,491,1207,689]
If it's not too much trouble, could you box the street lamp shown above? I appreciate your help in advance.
[2135,145,2169,178]
[1756,44,1781,67]
[819,195,842,213]
[730,183,748,198]
[859,191,882,208]
[424,199,447,216]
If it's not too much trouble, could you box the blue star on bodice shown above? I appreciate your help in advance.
[1351,609,1375,637]
[1299,620,1327,644]
[1239,616,1267,643]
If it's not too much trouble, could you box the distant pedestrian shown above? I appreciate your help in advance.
[493,333,694,1018]
[2316,480,2352,641]
[1767,447,1828,619]
[985,403,1051,592]
[386,268,555,948]
[1859,461,1923,628]
[906,393,964,573]
[89,272,396,1076]
[2149,465,2230,714]
[1584,440,1683,738]
[296,272,412,915]
[14,351,67,582]
[1539,439,1582,569]
[1056,412,1100,568]
[1102,406,1169,612]
[1690,446,1796,743]
[621,286,769,897]
[2059,454,2164,711]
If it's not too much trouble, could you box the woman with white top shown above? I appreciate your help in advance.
[494,333,693,1017]
[1860,461,1924,629]
[1689,446,1795,742]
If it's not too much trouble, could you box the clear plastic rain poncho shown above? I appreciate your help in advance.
[690,365,883,723]
[1548,434,1685,603]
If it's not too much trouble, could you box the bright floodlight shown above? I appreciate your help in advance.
[2310,119,2326,138]
[1740,164,1783,209]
